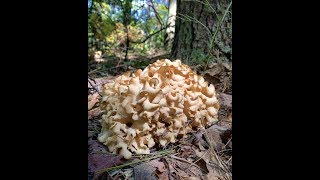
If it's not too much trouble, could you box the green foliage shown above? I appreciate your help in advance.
[88,2,115,39]
[189,49,211,65]
[88,0,169,60]
[88,0,232,71]
[123,60,150,69]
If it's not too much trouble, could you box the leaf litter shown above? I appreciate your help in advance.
[88,62,232,179]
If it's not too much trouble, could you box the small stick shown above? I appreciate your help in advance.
[226,156,232,165]
[88,78,102,97]
[217,149,232,154]
[185,150,208,171]
[169,155,204,172]
[222,136,232,149]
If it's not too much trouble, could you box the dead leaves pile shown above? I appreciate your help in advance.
[130,123,232,180]
[199,62,232,94]
[88,63,232,180]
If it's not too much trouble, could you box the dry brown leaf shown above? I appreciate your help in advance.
[165,157,204,180]
[157,173,170,180]
[134,163,157,180]
[192,131,209,151]
[226,112,232,122]
[221,63,232,71]
[88,154,124,174]
[88,93,99,110]
[202,170,223,180]
[180,146,193,158]
[205,125,228,151]
[88,139,108,154]
[147,159,169,180]
[218,93,232,108]
[88,107,102,119]
[194,148,214,164]
[204,64,223,77]
[148,159,167,173]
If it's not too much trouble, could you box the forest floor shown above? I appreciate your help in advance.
[88,56,232,180]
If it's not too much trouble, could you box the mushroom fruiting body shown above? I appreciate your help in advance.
[98,59,219,159]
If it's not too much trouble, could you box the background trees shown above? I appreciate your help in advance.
[88,1,232,179]
[88,0,232,69]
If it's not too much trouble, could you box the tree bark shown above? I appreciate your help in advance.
[171,0,231,62]
[123,0,133,62]
[165,0,177,47]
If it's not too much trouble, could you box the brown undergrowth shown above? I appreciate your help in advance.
[88,61,232,180]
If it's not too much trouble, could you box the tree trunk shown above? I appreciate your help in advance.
[123,0,132,62]
[165,0,177,47]
[171,0,231,63]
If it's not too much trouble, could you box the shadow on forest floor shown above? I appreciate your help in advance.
[89,50,170,77]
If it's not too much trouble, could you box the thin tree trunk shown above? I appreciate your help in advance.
[123,0,132,62]
[165,0,177,47]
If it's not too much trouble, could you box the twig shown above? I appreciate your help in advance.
[217,149,232,154]
[169,155,201,169]
[199,119,231,174]
[203,129,231,174]
[186,150,208,170]
[130,25,174,43]
[182,0,219,17]
[149,0,164,26]
[88,78,102,97]
[176,13,212,37]
[211,1,232,46]
[206,0,232,69]
[222,136,232,149]
[88,68,101,75]
[89,65,128,75]
[226,156,232,165]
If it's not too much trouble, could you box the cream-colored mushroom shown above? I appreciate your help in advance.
[98,59,219,159]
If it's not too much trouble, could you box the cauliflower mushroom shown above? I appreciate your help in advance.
[98,59,219,159]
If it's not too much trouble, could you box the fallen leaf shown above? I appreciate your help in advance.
[147,159,169,180]
[134,163,157,180]
[220,129,232,149]
[88,93,99,110]
[218,93,232,108]
[93,77,116,92]
[202,170,223,180]
[88,107,102,119]
[221,63,232,71]
[180,146,193,158]
[194,148,211,164]
[88,154,124,174]
[192,131,209,151]
[88,139,108,154]
[226,112,232,122]
[203,64,223,77]
[206,125,231,151]
[157,171,169,180]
